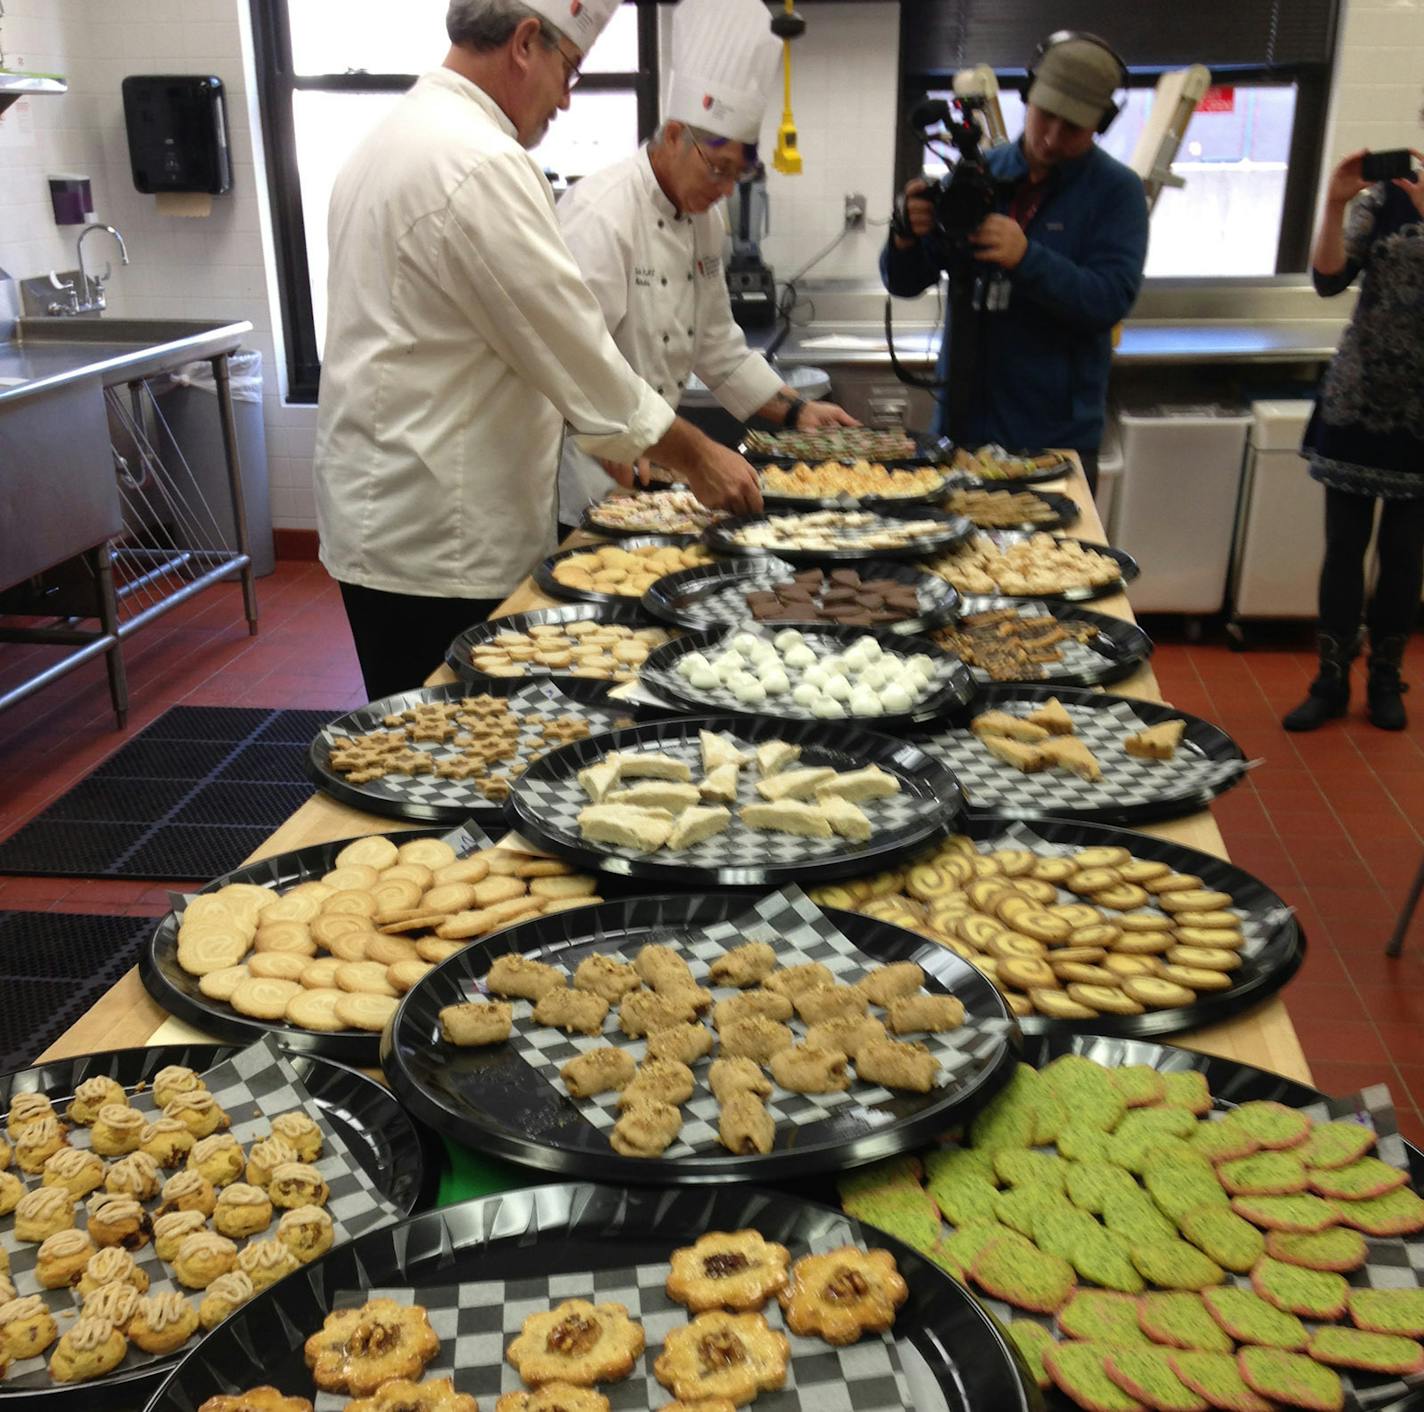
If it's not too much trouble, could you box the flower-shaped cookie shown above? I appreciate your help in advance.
[304,1298,440,1397]
[779,1246,908,1345]
[653,1311,789,1405]
[666,1231,792,1312]
[505,1299,645,1387]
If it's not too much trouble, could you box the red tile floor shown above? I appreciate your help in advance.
[1,564,1421,1139]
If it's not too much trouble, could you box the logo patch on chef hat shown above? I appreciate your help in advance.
[703,93,715,110]
[570,0,583,15]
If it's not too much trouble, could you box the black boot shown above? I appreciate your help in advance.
[1283,631,1359,732]
[1367,634,1409,730]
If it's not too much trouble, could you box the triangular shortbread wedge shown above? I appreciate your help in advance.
[756,767,837,802]
[1025,696,1075,736]
[754,741,801,776]
[700,729,750,773]
[981,735,1049,774]
[610,750,692,782]
[576,804,675,852]
[699,763,741,804]
[1125,719,1187,761]
[605,782,700,814]
[739,800,833,838]
[971,710,1050,743]
[814,764,901,804]
[818,794,872,842]
[578,759,621,801]
[667,805,732,851]
[1039,735,1102,782]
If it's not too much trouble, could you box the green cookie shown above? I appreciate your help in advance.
[1103,1189,1179,1247]
[1058,1289,1150,1343]
[1137,1291,1233,1353]
[969,1066,1040,1152]
[1006,1319,1056,1388]
[1041,1056,1127,1132]
[1177,1202,1266,1274]
[1250,1256,1348,1320]
[1217,1150,1308,1196]
[1111,1063,1168,1109]
[924,1146,999,1188]
[1201,1286,1308,1349]
[1130,1239,1225,1291]
[1036,1203,1109,1260]
[1307,1325,1424,1376]
[1264,1226,1367,1273]
[1348,1287,1424,1337]
[1229,1100,1310,1150]
[970,1233,1077,1313]
[1144,1157,1229,1222]
[1328,1184,1424,1235]
[1168,1350,1274,1412]
[1237,1347,1344,1412]
[1117,1106,1199,1142]
[939,1220,1016,1279]
[926,1168,1000,1227]
[1229,1193,1338,1233]
[1044,1341,1145,1412]
[1189,1114,1260,1164]
[842,1184,941,1252]
[1306,1155,1408,1200]
[837,1153,924,1203]
[1059,1122,1115,1163]
[1054,1221,1145,1295]
[1112,1132,1203,1178]
[1298,1119,1375,1170]
[1034,1092,1071,1146]
[1068,1160,1142,1216]
[996,1184,1072,1240]
[1105,1345,1210,1412]
[1160,1070,1212,1115]
[994,1148,1068,1191]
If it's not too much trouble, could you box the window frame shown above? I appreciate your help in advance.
[894,64,1332,278]
[250,0,660,403]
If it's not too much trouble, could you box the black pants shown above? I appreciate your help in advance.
[338,582,501,703]
[1318,486,1424,642]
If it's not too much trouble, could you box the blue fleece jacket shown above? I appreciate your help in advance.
[881,138,1148,452]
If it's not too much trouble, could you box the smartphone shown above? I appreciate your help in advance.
[1362,149,1415,181]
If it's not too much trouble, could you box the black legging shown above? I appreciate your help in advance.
[1318,485,1424,641]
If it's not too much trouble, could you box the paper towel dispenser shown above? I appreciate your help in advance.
[121,75,232,196]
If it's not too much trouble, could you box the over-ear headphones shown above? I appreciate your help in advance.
[1021,30,1128,136]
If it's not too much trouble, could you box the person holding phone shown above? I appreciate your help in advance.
[1284,145,1424,732]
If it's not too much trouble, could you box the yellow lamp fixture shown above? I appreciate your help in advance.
[770,1,805,176]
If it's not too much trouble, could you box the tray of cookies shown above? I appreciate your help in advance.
[643,555,961,637]
[933,599,1154,688]
[950,445,1075,486]
[707,504,974,564]
[811,820,1304,1038]
[139,1183,1037,1412]
[306,677,649,825]
[742,425,950,467]
[928,531,1140,602]
[534,536,716,605]
[444,602,677,686]
[0,1035,408,1404]
[384,885,1016,1182]
[915,685,1250,827]
[758,460,952,509]
[638,625,975,728]
[139,825,609,1064]
[836,1037,1424,1412]
[944,485,1081,532]
[580,488,725,538]
[504,715,965,888]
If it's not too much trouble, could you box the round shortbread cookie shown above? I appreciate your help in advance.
[530,875,598,900]
[1141,871,1203,895]
[335,836,400,871]
[1033,857,1078,883]
[1070,923,1122,950]
[1159,964,1233,992]
[998,957,1056,990]
[299,958,344,989]
[320,864,380,893]
[1174,927,1245,950]
[387,960,435,994]
[1158,889,1233,914]
[419,884,477,915]
[310,913,369,948]
[325,931,373,962]
[178,931,251,977]
[259,893,322,925]
[1094,884,1151,913]
[396,838,458,870]
[432,857,491,886]
[320,890,379,918]
[985,931,1046,962]
[334,962,398,997]
[1174,911,1240,931]
[1166,946,1241,973]
[1052,961,1118,986]
[363,934,419,966]
[230,977,302,1021]
[988,848,1036,876]
[335,992,399,1032]
[1113,931,1177,956]
[1073,846,1132,870]
[1047,946,1107,965]
[1102,954,1163,978]
[1051,903,1106,930]
[252,921,316,956]
[371,878,423,914]
[1117,859,1171,884]
[471,875,528,907]
[1116,912,1174,933]
[285,988,347,1033]
[416,938,465,964]
[183,895,245,926]
[248,953,309,982]
[1066,983,1143,1015]
[1121,976,1197,1009]
[1032,987,1097,1019]
[198,966,249,1002]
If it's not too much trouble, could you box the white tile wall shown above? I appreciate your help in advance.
[0,0,1419,532]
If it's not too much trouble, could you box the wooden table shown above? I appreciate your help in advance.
[41,462,1311,1087]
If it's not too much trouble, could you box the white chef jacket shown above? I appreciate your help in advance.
[314,69,674,599]
[555,147,784,518]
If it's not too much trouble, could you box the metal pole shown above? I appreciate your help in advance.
[94,540,128,728]
[1385,853,1424,958]
[211,351,260,635]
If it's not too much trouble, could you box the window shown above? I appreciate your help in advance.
[251,0,659,400]
[919,82,1299,277]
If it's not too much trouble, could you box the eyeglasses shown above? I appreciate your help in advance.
[692,136,758,186]
[548,33,582,92]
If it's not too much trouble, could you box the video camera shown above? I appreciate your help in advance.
[903,95,1011,265]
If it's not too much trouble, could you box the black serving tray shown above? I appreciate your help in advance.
[533,534,705,607]
[741,425,953,469]
[942,486,1081,533]
[930,532,1141,604]
[707,503,973,565]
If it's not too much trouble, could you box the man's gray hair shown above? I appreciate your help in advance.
[654,120,725,149]
[446,0,558,52]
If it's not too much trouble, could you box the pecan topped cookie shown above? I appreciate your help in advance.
[779,1246,908,1345]
[505,1298,645,1387]
[304,1298,440,1396]
[653,1311,790,1405]
[666,1231,792,1312]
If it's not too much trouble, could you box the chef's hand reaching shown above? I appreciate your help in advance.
[796,401,861,430]
[599,456,653,488]
[686,443,763,515]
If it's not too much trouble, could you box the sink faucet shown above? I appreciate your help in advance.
[75,223,130,314]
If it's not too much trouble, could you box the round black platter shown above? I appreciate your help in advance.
[643,555,961,637]
[305,676,639,827]
[741,425,953,468]
[533,534,703,607]
[958,815,1305,1041]
[936,598,1154,689]
[758,464,954,512]
[931,533,1141,604]
[579,492,725,540]
[504,713,965,887]
[383,891,1015,1184]
[946,451,1075,488]
[444,600,672,687]
[139,825,493,1064]
[919,683,1248,827]
[707,503,974,565]
[0,1042,437,1410]
[141,1183,1038,1412]
[638,624,976,730]
[942,486,1081,533]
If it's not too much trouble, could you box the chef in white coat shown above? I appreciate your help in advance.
[314,0,762,701]
[556,0,857,522]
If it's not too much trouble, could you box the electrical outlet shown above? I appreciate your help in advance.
[844,192,867,230]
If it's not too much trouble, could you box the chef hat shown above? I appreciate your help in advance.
[522,0,620,53]
[666,0,782,145]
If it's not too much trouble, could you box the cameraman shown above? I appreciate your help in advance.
[882,33,1149,493]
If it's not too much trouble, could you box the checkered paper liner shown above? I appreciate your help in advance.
[954,601,1120,685]
[722,510,959,555]
[313,680,638,818]
[515,733,937,874]
[638,625,964,722]
[0,1034,401,1392]
[955,1086,1424,1411]
[313,1230,929,1412]
[918,697,1252,816]
[466,885,1014,1159]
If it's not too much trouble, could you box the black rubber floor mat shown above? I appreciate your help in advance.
[0,911,155,1071]
[0,706,332,881]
